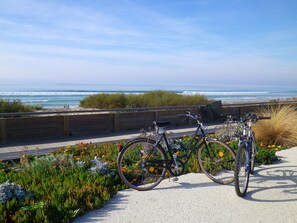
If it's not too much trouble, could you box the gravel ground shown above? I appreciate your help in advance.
[73,147,297,223]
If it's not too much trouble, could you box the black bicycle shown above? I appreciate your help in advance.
[117,111,236,191]
[234,113,270,197]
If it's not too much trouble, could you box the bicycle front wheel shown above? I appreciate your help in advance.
[117,138,167,191]
[234,143,250,197]
[250,134,256,174]
[198,139,235,185]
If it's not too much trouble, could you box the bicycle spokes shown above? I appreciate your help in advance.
[198,140,235,184]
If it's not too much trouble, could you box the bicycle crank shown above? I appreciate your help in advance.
[169,159,185,176]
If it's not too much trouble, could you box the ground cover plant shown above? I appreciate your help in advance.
[225,140,283,165]
[0,143,124,223]
[0,135,286,222]
[80,90,210,109]
[0,99,42,113]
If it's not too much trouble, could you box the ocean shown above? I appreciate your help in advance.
[0,82,296,108]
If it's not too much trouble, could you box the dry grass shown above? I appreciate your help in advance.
[254,105,297,147]
[80,91,209,109]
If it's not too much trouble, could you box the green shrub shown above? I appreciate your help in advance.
[80,90,209,109]
[224,140,280,165]
[0,143,124,223]
[0,99,42,113]
[255,147,279,164]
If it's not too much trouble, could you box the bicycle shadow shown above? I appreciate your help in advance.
[154,173,234,191]
[243,165,297,202]
[154,181,220,191]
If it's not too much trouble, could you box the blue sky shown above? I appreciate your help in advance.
[0,0,296,88]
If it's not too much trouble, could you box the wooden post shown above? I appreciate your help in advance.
[154,111,159,121]
[0,119,7,143]
[114,113,120,132]
[63,116,70,136]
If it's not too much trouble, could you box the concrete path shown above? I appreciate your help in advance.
[0,124,220,160]
[73,147,297,223]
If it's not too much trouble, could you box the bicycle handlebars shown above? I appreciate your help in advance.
[227,113,271,123]
[178,111,201,121]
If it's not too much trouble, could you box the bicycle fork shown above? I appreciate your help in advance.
[240,141,251,173]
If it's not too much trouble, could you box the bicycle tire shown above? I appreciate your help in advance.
[198,139,235,185]
[117,138,167,191]
[234,143,250,197]
[250,143,256,174]
[250,134,256,174]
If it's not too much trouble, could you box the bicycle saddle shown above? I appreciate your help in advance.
[153,121,170,127]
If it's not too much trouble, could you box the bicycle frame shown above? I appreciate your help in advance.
[238,118,257,172]
[153,122,206,165]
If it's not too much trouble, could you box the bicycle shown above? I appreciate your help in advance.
[117,111,236,191]
[234,113,270,197]
[215,115,243,142]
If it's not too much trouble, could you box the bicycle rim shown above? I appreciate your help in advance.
[198,139,235,185]
[117,139,166,191]
[234,144,250,197]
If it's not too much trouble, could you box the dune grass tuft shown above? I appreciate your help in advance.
[254,105,297,147]
[0,99,42,113]
[80,90,209,109]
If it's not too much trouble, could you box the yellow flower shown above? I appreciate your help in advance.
[278,146,281,148]
[149,167,155,172]
[218,151,224,157]
[75,157,80,161]
[268,145,271,148]
[260,143,264,147]
[272,145,275,148]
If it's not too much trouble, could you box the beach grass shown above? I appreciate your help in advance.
[80,90,210,109]
[0,99,42,113]
[254,105,297,147]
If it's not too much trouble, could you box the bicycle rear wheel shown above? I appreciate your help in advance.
[234,143,250,197]
[117,138,167,191]
[198,139,235,185]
